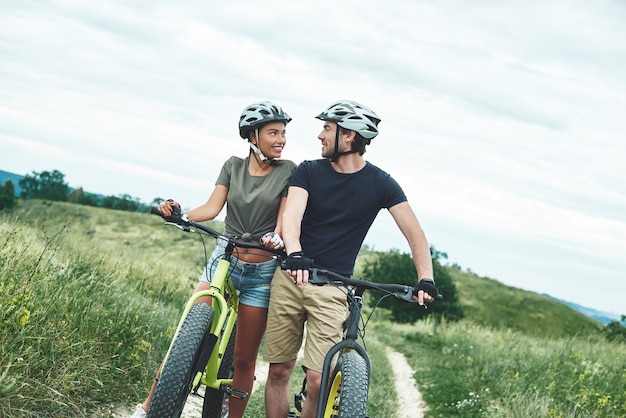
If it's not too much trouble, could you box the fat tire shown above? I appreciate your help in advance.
[202,321,237,418]
[322,351,369,418]
[147,303,214,418]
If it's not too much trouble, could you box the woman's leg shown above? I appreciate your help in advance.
[227,303,268,418]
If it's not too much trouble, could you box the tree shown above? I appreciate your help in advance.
[603,315,626,343]
[101,194,142,211]
[362,247,464,323]
[68,187,101,206]
[18,170,69,201]
[0,180,17,210]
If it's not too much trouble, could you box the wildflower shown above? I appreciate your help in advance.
[17,308,30,328]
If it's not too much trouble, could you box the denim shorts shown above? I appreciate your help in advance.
[198,246,278,308]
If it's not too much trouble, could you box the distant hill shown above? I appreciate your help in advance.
[545,295,624,325]
[0,169,24,195]
[446,267,603,337]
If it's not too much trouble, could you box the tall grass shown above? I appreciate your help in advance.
[0,201,208,417]
[374,320,626,417]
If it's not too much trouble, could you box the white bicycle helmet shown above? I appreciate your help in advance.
[239,101,292,139]
[316,100,381,141]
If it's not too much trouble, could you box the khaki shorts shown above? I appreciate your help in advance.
[263,269,347,373]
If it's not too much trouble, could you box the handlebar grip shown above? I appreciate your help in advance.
[150,205,185,225]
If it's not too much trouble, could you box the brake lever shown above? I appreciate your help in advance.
[395,286,417,303]
[394,286,441,310]
[164,221,192,232]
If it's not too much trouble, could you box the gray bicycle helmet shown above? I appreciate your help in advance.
[239,101,292,139]
[316,100,381,141]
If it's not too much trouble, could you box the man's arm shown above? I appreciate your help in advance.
[388,201,435,304]
[281,186,311,286]
[282,186,308,253]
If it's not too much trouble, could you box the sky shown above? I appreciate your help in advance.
[1,0,625,315]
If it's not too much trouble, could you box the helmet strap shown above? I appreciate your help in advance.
[330,127,358,162]
[249,128,270,162]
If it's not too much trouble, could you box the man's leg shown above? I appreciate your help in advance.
[264,270,305,417]
[265,360,296,418]
[300,368,322,418]
[299,284,347,418]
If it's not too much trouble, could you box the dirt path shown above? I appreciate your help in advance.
[386,348,428,418]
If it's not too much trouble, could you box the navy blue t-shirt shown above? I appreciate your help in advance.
[290,159,407,275]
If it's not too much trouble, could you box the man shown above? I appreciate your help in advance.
[263,100,440,418]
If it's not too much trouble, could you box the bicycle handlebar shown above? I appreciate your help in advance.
[308,268,425,304]
[150,206,286,256]
[152,205,442,303]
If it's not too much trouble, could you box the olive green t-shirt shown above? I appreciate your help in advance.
[217,156,296,239]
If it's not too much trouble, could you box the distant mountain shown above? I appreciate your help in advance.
[545,294,624,325]
[0,169,23,195]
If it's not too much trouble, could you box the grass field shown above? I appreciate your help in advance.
[1,200,624,417]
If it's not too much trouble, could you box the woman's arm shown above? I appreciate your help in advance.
[184,184,228,222]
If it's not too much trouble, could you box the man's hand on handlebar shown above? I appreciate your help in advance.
[413,278,443,306]
[281,251,314,287]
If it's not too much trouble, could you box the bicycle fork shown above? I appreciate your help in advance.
[316,292,371,418]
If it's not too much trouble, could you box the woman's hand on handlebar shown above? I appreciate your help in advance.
[260,231,285,250]
[156,199,181,217]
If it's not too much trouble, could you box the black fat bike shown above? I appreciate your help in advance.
[288,268,442,418]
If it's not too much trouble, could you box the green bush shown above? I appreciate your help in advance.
[603,317,626,343]
[0,180,17,211]
[362,249,463,323]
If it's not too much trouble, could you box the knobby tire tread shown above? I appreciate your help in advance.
[324,351,369,418]
[146,303,214,418]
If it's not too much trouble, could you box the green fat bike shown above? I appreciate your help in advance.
[147,206,284,418]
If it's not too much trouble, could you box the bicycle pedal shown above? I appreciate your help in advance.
[223,385,249,400]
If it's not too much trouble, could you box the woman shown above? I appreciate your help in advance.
[131,101,296,418]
